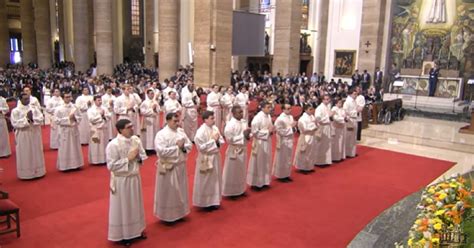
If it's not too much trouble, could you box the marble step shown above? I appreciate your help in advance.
[364,128,474,154]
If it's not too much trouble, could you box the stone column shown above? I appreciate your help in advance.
[20,0,37,64]
[272,0,301,75]
[0,0,10,66]
[94,0,113,75]
[112,0,123,66]
[312,0,329,74]
[88,0,95,64]
[144,0,156,67]
[159,0,179,80]
[194,0,233,88]
[34,0,52,69]
[357,0,387,77]
[180,0,194,67]
[72,0,90,72]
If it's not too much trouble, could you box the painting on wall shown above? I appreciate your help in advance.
[333,50,356,77]
[390,0,474,73]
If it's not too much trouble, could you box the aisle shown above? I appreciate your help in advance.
[0,126,454,247]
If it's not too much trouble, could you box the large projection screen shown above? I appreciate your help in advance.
[232,11,265,56]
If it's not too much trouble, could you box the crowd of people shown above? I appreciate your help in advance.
[0,62,383,246]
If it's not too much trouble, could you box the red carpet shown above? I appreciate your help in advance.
[0,126,454,248]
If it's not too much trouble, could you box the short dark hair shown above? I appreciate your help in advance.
[165,112,177,121]
[231,105,242,115]
[303,103,314,112]
[202,110,214,120]
[93,95,101,101]
[115,119,132,133]
[146,88,154,94]
[260,100,271,109]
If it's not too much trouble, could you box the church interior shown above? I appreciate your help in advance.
[0,0,473,247]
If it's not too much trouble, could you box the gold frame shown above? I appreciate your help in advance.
[333,50,357,77]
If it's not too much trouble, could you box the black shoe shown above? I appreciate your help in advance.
[140,232,147,240]
[120,240,132,247]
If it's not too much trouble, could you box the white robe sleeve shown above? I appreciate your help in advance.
[224,123,245,145]
[10,109,29,129]
[251,114,270,140]
[154,133,180,159]
[275,118,293,137]
[106,142,129,172]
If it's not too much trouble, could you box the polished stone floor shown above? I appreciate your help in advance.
[362,116,474,184]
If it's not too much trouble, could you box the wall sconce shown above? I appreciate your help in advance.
[210,44,216,51]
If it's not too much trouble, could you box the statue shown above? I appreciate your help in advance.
[426,0,446,24]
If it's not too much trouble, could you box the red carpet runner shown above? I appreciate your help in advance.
[0,126,454,247]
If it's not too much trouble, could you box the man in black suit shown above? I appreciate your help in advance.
[374,67,383,91]
[361,70,371,91]
[428,64,440,97]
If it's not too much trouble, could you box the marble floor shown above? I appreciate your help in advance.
[361,116,474,184]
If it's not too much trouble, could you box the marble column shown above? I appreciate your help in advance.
[94,0,113,75]
[112,0,123,66]
[312,0,329,75]
[159,0,179,80]
[358,0,388,77]
[179,0,194,67]
[20,0,37,64]
[34,0,53,69]
[0,0,10,66]
[194,0,233,88]
[272,0,301,76]
[72,0,90,72]
[144,0,156,68]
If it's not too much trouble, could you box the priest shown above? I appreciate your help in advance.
[10,93,46,179]
[45,88,64,149]
[193,111,225,209]
[106,119,148,246]
[273,103,296,181]
[87,95,111,165]
[154,112,192,222]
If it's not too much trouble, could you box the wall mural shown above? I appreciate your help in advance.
[390,0,474,74]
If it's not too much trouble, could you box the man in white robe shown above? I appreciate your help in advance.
[87,95,111,165]
[220,87,234,130]
[10,93,46,179]
[355,87,366,141]
[106,119,148,245]
[0,95,11,157]
[294,104,317,173]
[331,98,347,162]
[314,95,333,166]
[102,86,117,139]
[234,86,249,122]
[193,111,225,208]
[343,90,359,157]
[75,87,94,145]
[181,82,199,142]
[162,81,178,101]
[55,92,84,171]
[247,101,274,189]
[154,112,192,222]
[114,84,140,136]
[273,103,296,181]
[139,89,160,151]
[23,86,41,109]
[45,88,64,149]
[206,85,222,133]
[222,106,251,197]
[163,91,182,117]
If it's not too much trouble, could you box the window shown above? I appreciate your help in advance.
[131,0,140,36]
[10,38,21,64]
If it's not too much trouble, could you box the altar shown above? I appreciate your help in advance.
[389,75,463,99]
[386,74,467,114]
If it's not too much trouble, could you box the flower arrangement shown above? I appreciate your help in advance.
[406,176,473,248]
